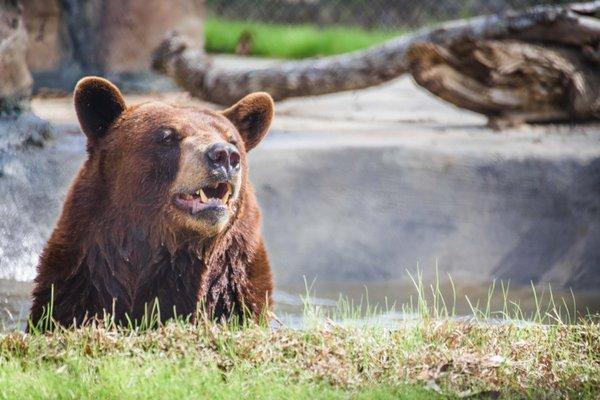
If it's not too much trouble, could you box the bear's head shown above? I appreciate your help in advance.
[74,77,273,239]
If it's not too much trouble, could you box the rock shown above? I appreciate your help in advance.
[22,0,205,92]
[0,112,52,149]
[0,0,32,116]
[1,0,53,148]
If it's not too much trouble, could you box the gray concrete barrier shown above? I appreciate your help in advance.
[1,126,599,292]
[251,131,600,290]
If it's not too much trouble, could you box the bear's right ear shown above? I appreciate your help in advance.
[74,77,126,142]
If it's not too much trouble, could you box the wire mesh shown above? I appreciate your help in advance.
[206,0,572,30]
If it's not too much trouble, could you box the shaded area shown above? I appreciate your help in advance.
[252,138,600,291]
[493,158,600,288]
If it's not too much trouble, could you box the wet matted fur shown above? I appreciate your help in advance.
[29,77,274,328]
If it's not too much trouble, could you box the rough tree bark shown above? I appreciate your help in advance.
[153,1,600,125]
[408,40,599,127]
[406,1,600,126]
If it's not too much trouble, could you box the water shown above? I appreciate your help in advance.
[0,280,33,330]
[276,279,600,322]
[2,277,598,331]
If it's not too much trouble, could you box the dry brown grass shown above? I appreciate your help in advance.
[1,317,598,399]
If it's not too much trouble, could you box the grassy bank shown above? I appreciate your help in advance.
[0,316,598,399]
[204,18,400,59]
[2,276,599,399]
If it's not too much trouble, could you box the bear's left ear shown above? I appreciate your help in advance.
[74,76,127,143]
[221,92,274,152]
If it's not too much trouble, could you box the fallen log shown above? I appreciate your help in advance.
[408,40,600,127]
[407,2,600,127]
[153,1,600,125]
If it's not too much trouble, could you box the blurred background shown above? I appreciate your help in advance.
[1,0,599,328]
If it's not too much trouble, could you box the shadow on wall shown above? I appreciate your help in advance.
[491,158,600,289]
[250,142,600,291]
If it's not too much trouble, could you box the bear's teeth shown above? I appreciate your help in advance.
[222,185,231,203]
[199,189,209,203]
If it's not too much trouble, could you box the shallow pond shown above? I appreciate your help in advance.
[2,278,598,331]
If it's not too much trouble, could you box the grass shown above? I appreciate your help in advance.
[0,354,437,399]
[1,274,599,399]
[1,317,598,399]
[204,18,401,59]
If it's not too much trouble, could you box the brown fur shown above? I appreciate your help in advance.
[29,77,274,328]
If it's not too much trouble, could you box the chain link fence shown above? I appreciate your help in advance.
[206,0,572,30]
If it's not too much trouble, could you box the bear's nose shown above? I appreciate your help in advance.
[206,142,240,171]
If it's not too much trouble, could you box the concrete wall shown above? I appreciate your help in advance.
[1,128,598,291]
[250,133,600,290]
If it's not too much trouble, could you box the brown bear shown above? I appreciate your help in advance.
[29,77,274,328]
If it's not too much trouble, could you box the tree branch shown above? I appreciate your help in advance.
[153,1,600,117]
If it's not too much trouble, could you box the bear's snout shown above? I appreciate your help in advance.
[206,142,241,175]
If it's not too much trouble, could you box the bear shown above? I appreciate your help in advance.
[29,77,274,328]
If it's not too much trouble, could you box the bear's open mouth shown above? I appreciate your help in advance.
[174,182,233,214]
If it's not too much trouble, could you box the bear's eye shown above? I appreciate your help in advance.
[156,128,179,145]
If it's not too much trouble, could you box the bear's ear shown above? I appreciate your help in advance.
[74,76,126,142]
[221,92,274,152]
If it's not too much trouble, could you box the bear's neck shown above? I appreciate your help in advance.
[79,219,210,321]
[77,210,252,323]
[56,174,258,323]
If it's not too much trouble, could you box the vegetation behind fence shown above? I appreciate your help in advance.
[206,0,573,29]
